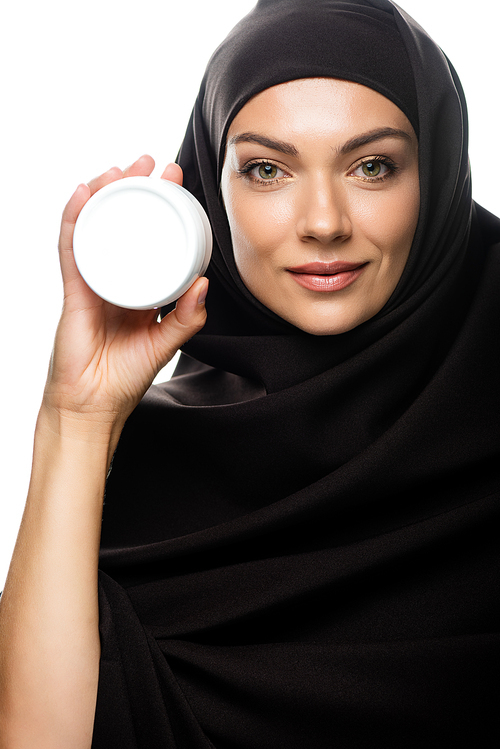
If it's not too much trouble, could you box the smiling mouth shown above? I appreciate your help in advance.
[287,261,368,292]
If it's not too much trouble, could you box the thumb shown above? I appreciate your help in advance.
[153,277,208,365]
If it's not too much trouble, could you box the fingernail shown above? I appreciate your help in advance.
[197,279,209,305]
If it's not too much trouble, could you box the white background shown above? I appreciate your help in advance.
[1,0,499,588]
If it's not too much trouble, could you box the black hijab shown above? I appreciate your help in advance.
[93,1,500,746]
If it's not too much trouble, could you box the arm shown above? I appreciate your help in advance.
[0,156,208,748]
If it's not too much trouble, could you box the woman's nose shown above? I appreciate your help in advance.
[296,177,352,245]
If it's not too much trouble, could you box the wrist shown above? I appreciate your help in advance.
[36,400,126,456]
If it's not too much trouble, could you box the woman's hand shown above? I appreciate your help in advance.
[1,158,208,748]
[44,155,208,433]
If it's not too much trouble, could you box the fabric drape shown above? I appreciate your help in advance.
[92,1,500,746]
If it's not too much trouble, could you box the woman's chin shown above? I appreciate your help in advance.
[277,303,380,336]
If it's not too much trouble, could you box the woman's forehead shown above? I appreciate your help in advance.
[226,78,417,145]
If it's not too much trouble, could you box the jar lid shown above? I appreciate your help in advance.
[73,176,212,309]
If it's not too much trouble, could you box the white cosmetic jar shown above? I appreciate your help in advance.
[73,176,212,310]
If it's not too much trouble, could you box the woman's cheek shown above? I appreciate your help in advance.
[358,184,419,256]
[234,191,295,260]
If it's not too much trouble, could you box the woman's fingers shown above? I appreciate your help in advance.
[59,164,122,288]
[58,182,92,290]
[122,153,155,178]
[58,157,155,294]
[59,183,90,247]
[161,162,183,186]
[153,277,208,366]
[86,154,155,195]
[174,277,209,327]
[57,158,200,342]
[48,161,209,418]
[86,165,123,197]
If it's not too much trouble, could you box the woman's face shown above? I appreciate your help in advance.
[220,78,420,335]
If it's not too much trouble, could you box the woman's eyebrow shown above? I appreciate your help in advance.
[227,132,299,157]
[227,127,412,159]
[337,127,413,156]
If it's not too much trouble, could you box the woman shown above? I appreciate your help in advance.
[1,0,499,746]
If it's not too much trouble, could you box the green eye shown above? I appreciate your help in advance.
[258,163,278,179]
[362,161,381,177]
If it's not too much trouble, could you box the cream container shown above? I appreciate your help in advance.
[73,176,212,309]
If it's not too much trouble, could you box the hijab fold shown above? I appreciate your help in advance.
[93,1,500,746]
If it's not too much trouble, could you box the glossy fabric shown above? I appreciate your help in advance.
[92,1,500,745]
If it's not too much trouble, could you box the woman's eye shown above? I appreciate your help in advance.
[351,158,395,181]
[257,163,279,180]
[239,161,287,183]
[361,161,383,177]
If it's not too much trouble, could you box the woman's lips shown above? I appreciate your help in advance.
[287,261,367,292]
